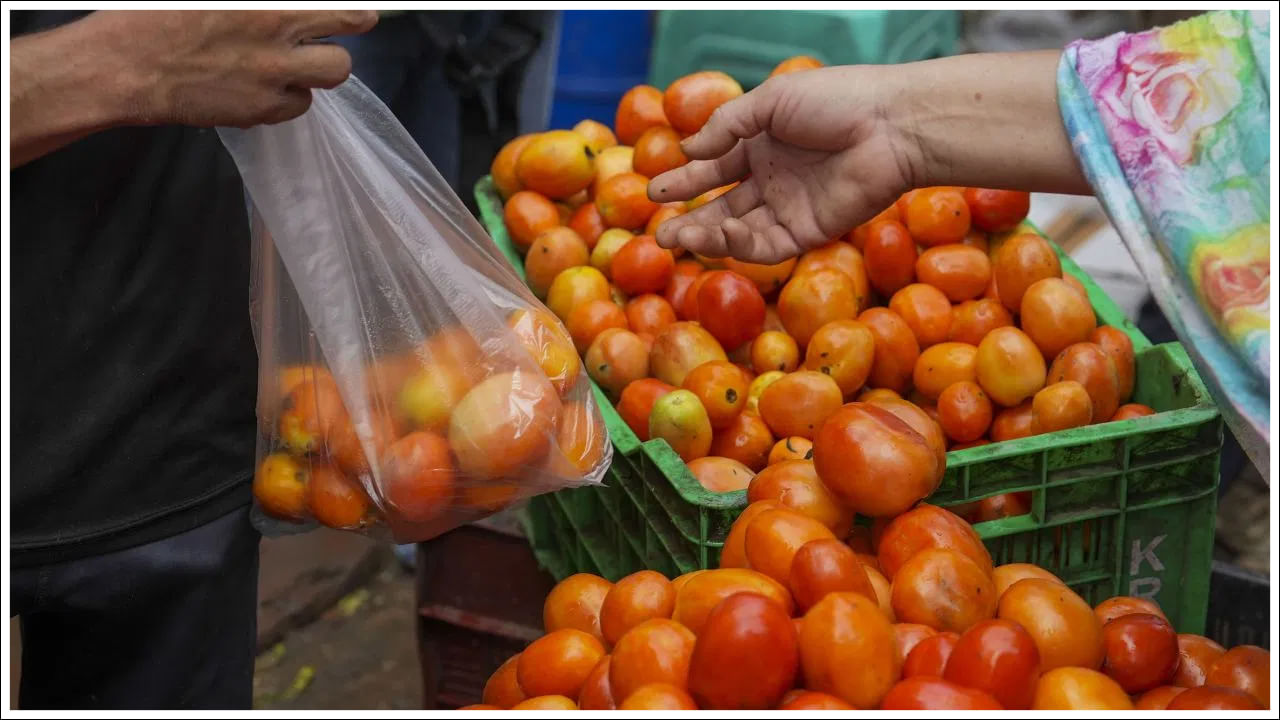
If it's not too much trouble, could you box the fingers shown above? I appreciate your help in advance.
[680,86,772,160]
[262,87,315,125]
[656,180,762,257]
[287,44,354,89]
[287,10,378,41]
[647,140,748,203]
[721,210,805,265]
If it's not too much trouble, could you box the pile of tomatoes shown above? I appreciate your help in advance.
[491,55,1155,521]
[463,501,1269,711]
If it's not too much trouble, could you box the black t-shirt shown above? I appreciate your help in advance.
[10,11,259,567]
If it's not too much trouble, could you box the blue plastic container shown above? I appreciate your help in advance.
[549,10,655,129]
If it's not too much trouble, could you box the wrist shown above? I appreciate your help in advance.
[72,12,154,127]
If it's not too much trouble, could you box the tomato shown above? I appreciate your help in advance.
[998,578,1103,671]
[616,378,675,441]
[624,294,677,339]
[664,259,704,315]
[517,628,607,699]
[937,380,994,443]
[1099,612,1179,694]
[971,492,1031,523]
[1030,380,1093,434]
[747,459,852,537]
[719,500,780,569]
[812,403,941,517]
[1020,277,1098,360]
[877,503,993,579]
[517,130,596,199]
[964,188,1030,232]
[757,370,843,440]
[648,388,713,462]
[568,201,607,249]
[915,245,992,302]
[1047,342,1121,423]
[949,298,1014,346]
[767,436,812,465]
[940,618,1041,708]
[688,592,799,709]
[881,676,1003,710]
[710,411,775,471]
[800,592,900,708]
[253,453,310,522]
[1112,403,1155,421]
[990,401,1034,441]
[615,85,669,146]
[672,568,794,635]
[599,570,676,646]
[649,321,727,386]
[307,463,370,530]
[864,219,918,296]
[891,549,997,633]
[597,172,659,230]
[889,283,953,349]
[777,269,859,348]
[1134,685,1186,710]
[794,241,871,311]
[864,396,947,474]
[589,228,633,278]
[744,507,839,585]
[380,431,455,523]
[504,191,561,251]
[682,361,749,429]
[543,573,613,643]
[904,632,959,678]
[526,226,591,299]
[864,566,896,621]
[905,187,971,247]
[849,204,900,251]
[893,623,938,664]
[769,54,824,77]
[546,265,611,321]
[491,134,535,199]
[609,618,696,700]
[778,691,855,710]
[858,307,920,394]
[593,145,636,196]
[1031,667,1134,710]
[510,695,578,710]
[1173,633,1228,687]
[725,256,798,297]
[688,456,754,493]
[1093,595,1167,626]
[633,125,688,178]
[663,70,743,135]
[992,232,1062,312]
[859,387,902,403]
[913,341,979,400]
[618,683,698,710]
[567,298,629,353]
[576,656,615,710]
[696,270,767,350]
[585,328,650,396]
[748,331,799,375]
[790,538,877,612]
[611,235,674,295]
[1090,325,1136,403]
[803,319,875,397]
[1205,645,1270,708]
[1166,685,1265,710]
[483,654,527,709]
[976,327,1046,407]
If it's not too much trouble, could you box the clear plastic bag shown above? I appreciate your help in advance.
[219,78,609,543]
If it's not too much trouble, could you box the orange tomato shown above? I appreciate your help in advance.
[790,538,876,612]
[688,592,799,709]
[1173,633,1227,687]
[663,70,744,135]
[492,134,536,199]
[750,331,800,374]
[709,411,774,471]
[864,219,918,297]
[577,656,615,710]
[1030,380,1093,434]
[687,456,754,493]
[915,245,992,302]
[800,592,900,708]
[1020,277,1098,359]
[858,307,920,393]
[543,573,613,643]
[1089,325,1136,403]
[596,172,659,230]
[573,118,616,153]
[517,628,607,699]
[891,548,997,633]
[1047,342,1120,423]
[649,321,727,386]
[865,566,896,621]
[609,618,695,700]
[858,387,902,403]
[881,676,1003,710]
[991,565,1062,599]
[937,380,994,443]
[682,360,748,429]
[483,654,526,708]
[254,454,310,522]
[976,327,1047,407]
[585,328,650,396]
[697,270,767,351]
[998,578,1103,671]
[516,130,596,200]
[307,463,370,530]
[794,241,871,311]
[633,125,688,178]
[949,298,1014,346]
[719,500,780,569]
[777,269,859,348]
[904,187,971,247]
[546,265,610,321]
[1167,685,1265,710]
[812,403,941,517]
[849,204,901,251]
[511,694,579,710]
[778,691,855,710]
[864,396,947,474]
[971,492,1031,523]
[381,431,455,523]
[747,460,851,536]
[619,683,698,710]
[566,298,628,353]
[757,370,844,440]
[615,85,670,145]
[769,55,823,77]
[964,188,1030,233]
[673,568,794,635]
[889,283,954,349]
[1134,685,1187,710]
[1205,645,1270,708]
[992,232,1062,312]
[767,436,812,464]
[990,400,1034,441]
[526,226,591,299]
[743,507,838,585]
[912,341,979,400]
[623,294,676,339]
[592,145,635,196]
[723,256,798,296]
[1093,595,1166,626]
[1031,667,1134,710]
[600,570,676,646]
[802,319,875,397]
[877,503,994,579]
[903,632,959,678]
[1112,403,1155,421]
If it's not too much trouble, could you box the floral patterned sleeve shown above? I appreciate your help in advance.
[1057,10,1271,477]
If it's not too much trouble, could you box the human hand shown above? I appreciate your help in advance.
[647,66,922,264]
[90,10,377,128]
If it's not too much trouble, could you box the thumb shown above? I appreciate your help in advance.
[680,86,773,160]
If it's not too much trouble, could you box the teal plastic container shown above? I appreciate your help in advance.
[647,10,959,90]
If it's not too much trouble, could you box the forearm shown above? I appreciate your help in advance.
[892,50,1092,195]
[10,13,138,168]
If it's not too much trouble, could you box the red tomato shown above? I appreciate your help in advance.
[1167,685,1265,710]
[687,592,799,709]
[1100,613,1180,694]
[696,270,766,351]
[944,618,1041,709]
[880,677,1003,710]
[903,632,959,678]
[964,188,1031,233]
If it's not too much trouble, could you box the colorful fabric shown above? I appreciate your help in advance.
[1058,10,1271,477]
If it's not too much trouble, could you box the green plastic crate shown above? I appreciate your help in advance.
[474,176,1222,634]
[648,10,960,90]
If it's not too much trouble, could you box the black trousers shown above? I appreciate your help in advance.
[10,506,261,709]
